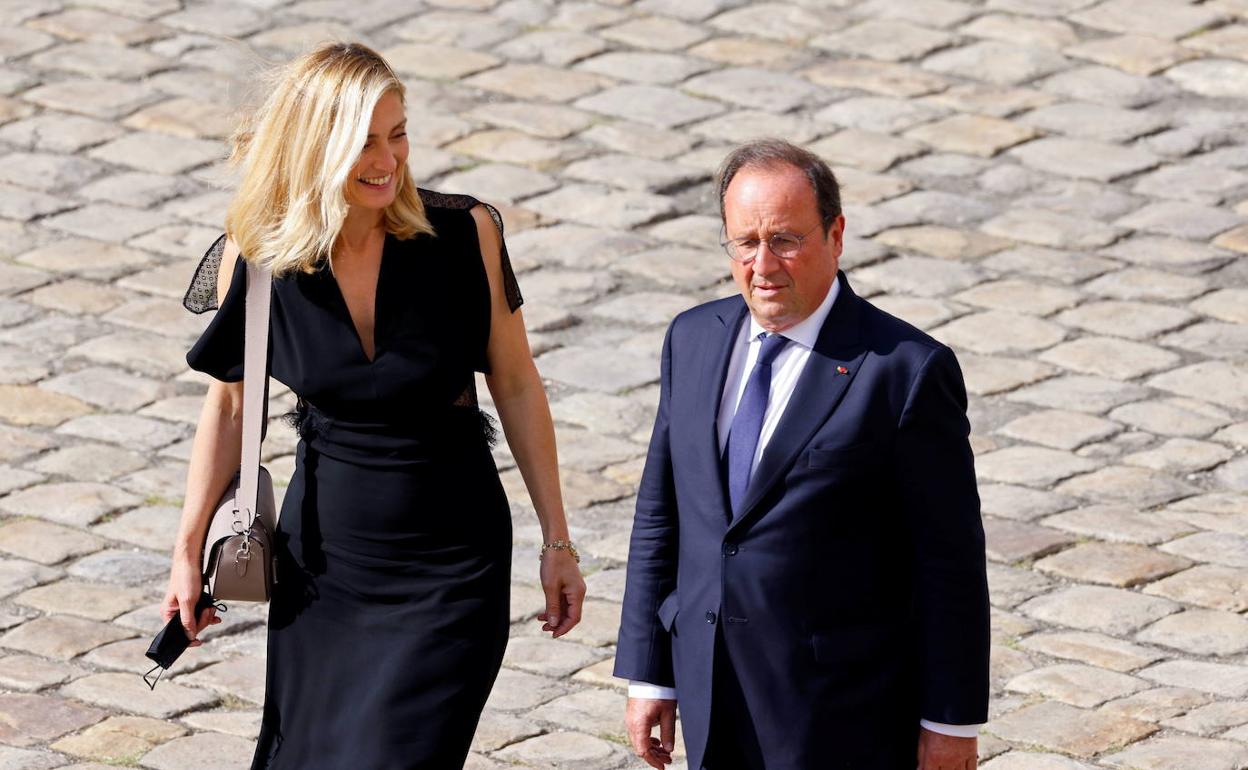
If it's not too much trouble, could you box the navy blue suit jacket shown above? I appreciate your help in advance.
[615,272,990,770]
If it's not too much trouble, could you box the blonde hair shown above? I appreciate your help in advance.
[224,41,434,276]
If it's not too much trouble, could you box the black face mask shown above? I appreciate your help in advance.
[143,591,227,690]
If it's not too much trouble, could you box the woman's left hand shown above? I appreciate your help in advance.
[538,549,586,638]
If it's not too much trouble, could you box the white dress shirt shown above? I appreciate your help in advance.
[624,280,981,739]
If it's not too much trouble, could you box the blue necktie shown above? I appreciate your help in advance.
[726,332,790,514]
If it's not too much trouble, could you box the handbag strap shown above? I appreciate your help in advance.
[236,259,272,526]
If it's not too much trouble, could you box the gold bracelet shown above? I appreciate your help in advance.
[540,540,579,563]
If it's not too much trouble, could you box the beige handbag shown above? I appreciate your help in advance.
[201,260,278,602]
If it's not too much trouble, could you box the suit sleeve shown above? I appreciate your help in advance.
[614,321,680,688]
[895,345,989,725]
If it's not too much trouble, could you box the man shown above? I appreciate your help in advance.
[615,139,989,770]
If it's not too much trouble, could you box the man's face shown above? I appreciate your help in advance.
[724,164,844,333]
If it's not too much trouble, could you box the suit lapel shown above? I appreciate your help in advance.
[730,272,867,530]
[694,300,747,525]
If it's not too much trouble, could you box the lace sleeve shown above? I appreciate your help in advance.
[418,188,524,313]
[183,233,227,314]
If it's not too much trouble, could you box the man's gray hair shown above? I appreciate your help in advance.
[714,139,842,231]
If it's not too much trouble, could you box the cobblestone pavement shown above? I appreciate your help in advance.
[0,0,1246,768]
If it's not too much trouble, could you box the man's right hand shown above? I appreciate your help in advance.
[626,697,677,769]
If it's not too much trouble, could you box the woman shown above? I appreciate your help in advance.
[161,42,585,768]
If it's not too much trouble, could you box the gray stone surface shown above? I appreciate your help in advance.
[0,1,1243,764]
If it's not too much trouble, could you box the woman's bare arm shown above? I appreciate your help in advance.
[473,205,584,637]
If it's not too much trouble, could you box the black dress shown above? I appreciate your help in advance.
[183,191,523,769]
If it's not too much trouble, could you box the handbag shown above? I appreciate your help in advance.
[200,259,278,602]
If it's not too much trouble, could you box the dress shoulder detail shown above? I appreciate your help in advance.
[418,188,523,313]
[183,232,228,314]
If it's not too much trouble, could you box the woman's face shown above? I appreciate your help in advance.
[346,90,408,211]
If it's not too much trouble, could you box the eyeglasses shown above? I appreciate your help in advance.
[721,223,824,263]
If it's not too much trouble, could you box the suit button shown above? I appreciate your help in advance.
[705,611,717,624]
[722,543,738,557]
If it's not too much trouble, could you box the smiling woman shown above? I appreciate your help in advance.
[165,42,584,770]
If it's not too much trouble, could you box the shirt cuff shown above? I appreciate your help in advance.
[920,720,981,738]
[628,681,677,700]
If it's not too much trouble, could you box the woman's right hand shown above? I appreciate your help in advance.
[161,553,219,647]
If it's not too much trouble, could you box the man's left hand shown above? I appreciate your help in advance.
[917,727,976,770]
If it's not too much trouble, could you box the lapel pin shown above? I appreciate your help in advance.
[837,366,849,375]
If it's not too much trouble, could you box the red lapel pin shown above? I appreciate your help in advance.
[836,366,849,375]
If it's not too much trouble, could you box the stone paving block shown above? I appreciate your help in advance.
[469,709,541,753]
[0,112,128,154]
[52,715,186,764]
[381,42,500,80]
[1035,542,1190,587]
[1104,736,1248,770]
[392,10,515,48]
[958,355,1059,397]
[1055,466,1195,508]
[684,67,824,113]
[0,482,140,528]
[1142,565,1248,613]
[1169,59,1248,100]
[563,154,703,194]
[988,562,1054,608]
[980,207,1123,249]
[869,296,960,331]
[495,730,626,769]
[905,114,1037,158]
[1125,438,1234,474]
[1020,101,1169,143]
[1160,532,1248,569]
[444,129,573,170]
[1137,609,1248,657]
[1132,164,1248,206]
[175,655,265,707]
[708,2,842,40]
[529,687,626,737]
[1101,687,1211,723]
[614,245,730,290]
[802,59,950,98]
[986,700,1156,757]
[981,753,1099,770]
[575,84,725,129]
[0,152,106,193]
[27,7,170,44]
[856,256,984,299]
[1007,663,1148,708]
[122,95,236,141]
[1085,267,1208,302]
[179,708,261,738]
[814,19,953,62]
[139,731,255,770]
[25,279,131,316]
[1161,701,1248,736]
[1041,505,1193,546]
[1118,201,1244,241]
[1007,375,1148,414]
[1064,34,1196,75]
[0,692,106,748]
[1139,660,1248,698]
[55,414,184,452]
[1101,236,1236,273]
[1019,631,1160,673]
[466,63,609,103]
[578,51,711,87]
[815,96,946,135]
[0,519,104,566]
[67,549,168,587]
[495,29,609,67]
[931,310,1066,355]
[40,367,165,412]
[1192,289,1248,324]
[0,384,92,427]
[1056,299,1195,340]
[1040,65,1175,108]
[0,558,58,601]
[1149,362,1248,412]
[502,637,607,679]
[1071,0,1225,38]
[1010,137,1160,182]
[878,226,1010,261]
[0,653,88,692]
[486,667,567,712]
[21,78,162,121]
[962,12,1080,49]
[1019,585,1178,635]
[997,410,1121,450]
[983,518,1077,562]
[924,41,1072,85]
[13,238,155,280]
[1015,180,1143,222]
[13,579,150,622]
[823,132,938,179]
[980,484,1072,521]
[1039,337,1180,380]
[62,671,216,719]
[28,41,171,80]
[1160,321,1248,362]
[599,15,709,51]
